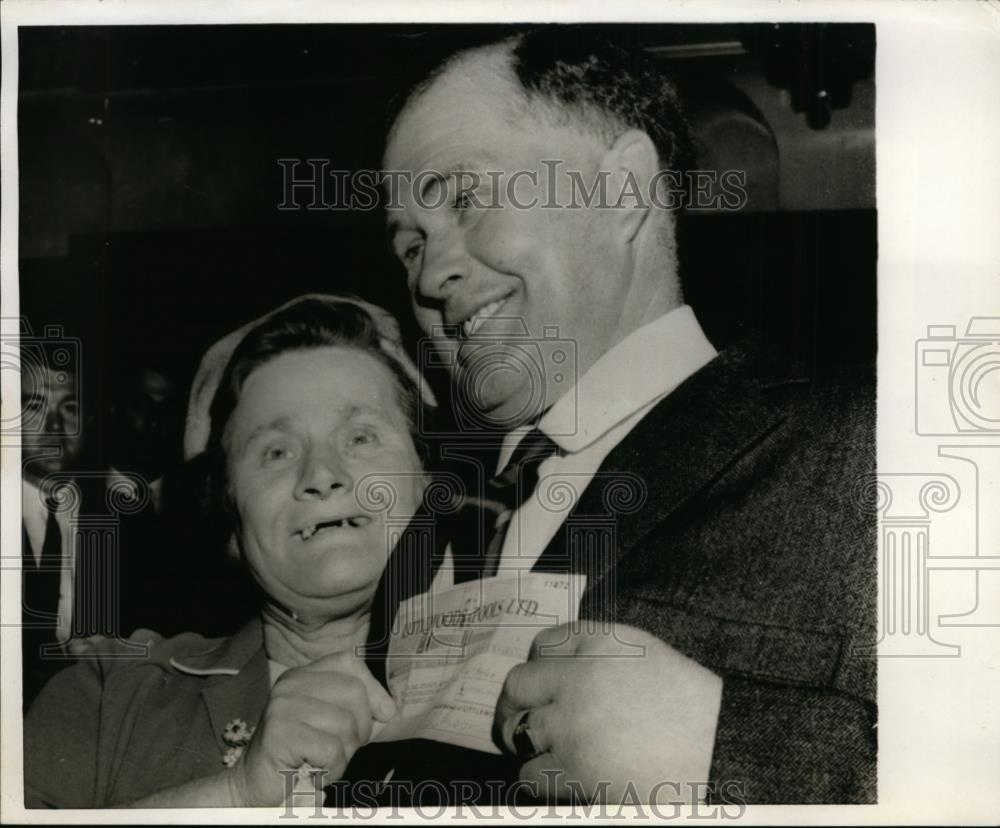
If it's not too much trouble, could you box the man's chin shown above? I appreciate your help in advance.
[472,402,539,433]
[454,374,545,432]
[22,455,69,481]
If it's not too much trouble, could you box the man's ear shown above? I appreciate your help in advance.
[600,129,660,244]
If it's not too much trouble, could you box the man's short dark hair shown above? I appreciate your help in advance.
[390,26,695,173]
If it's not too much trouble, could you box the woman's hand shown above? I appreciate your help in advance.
[229,652,396,807]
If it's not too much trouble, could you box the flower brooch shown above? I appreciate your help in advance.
[221,718,256,768]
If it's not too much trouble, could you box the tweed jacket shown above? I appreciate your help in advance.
[557,343,878,804]
[24,618,271,808]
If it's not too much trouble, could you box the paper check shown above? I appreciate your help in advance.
[371,571,587,753]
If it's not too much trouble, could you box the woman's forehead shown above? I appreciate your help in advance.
[234,346,405,429]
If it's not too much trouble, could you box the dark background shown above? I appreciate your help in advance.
[17,23,877,444]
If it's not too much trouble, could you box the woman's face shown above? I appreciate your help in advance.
[225,346,426,621]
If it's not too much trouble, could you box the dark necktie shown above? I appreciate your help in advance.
[22,497,63,663]
[27,499,62,623]
[22,496,71,709]
[452,428,561,582]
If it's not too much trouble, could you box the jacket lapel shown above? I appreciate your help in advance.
[200,659,270,755]
[535,343,798,588]
[166,618,271,753]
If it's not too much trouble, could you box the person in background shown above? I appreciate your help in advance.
[106,361,186,516]
[101,359,203,636]
[20,344,86,708]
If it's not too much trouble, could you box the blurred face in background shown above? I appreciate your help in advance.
[110,368,184,480]
[21,365,83,486]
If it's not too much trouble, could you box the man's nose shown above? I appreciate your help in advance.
[294,444,353,500]
[43,407,64,434]
[417,231,466,303]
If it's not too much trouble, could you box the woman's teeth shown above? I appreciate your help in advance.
[462,296,507,337]
[299,516,370,540]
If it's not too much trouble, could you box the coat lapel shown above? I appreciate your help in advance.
[165,618,271,753]
[200,659,270,756]
[535,343,798,591]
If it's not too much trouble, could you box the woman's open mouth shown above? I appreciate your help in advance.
[295,515,372,541]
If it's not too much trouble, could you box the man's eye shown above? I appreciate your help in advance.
[402,241,423,264]
[454,191,473,210]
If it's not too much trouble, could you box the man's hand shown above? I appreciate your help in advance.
[494,622,722,804]
[228,652,395,807]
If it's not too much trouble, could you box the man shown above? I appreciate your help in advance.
[378,29,876,804]
[20,350,85,708]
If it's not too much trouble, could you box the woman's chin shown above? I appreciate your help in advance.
[274,576,380,622]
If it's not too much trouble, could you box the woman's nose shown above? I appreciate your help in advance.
[294,445,353,500]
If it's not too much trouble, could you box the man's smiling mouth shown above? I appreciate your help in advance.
[295,516,372,541]
[457,292,514,338]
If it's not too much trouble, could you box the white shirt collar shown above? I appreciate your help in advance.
[22,478,44,514]
[498,305,717,469]
[21,479,47,558]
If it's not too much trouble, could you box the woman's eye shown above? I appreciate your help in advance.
[348,428,378,448]
[262,444,294,464]
[454,191,472,210]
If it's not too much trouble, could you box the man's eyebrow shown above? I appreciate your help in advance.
[386,217,406,246]
[417,161,489,202]
[418,169,448,202]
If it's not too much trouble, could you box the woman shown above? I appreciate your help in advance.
[25,295,436,807]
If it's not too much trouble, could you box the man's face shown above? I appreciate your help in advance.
[225,347,426,622]
[384,54,637,429]
[21,366,83,483]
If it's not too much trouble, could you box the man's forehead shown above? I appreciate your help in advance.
[385,51,520,161]
[22,365,75,396]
